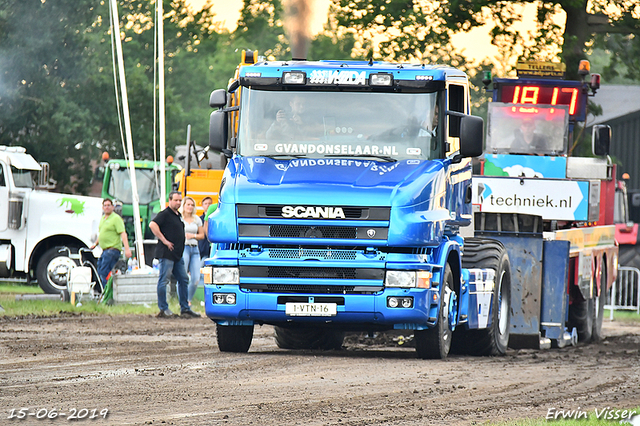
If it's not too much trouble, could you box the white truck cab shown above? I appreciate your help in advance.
[0,146,103,294]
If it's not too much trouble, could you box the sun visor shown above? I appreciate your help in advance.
[8,153,42,170]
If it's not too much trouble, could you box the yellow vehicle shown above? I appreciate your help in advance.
[175,167,224,214]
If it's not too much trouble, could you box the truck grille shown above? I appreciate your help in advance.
[240,266,384,280]
[240,283,383,294]
[268,248,357,260]
[271,225,355,239]
[239,224,388,240]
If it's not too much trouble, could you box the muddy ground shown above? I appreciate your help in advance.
[0,314,639,426]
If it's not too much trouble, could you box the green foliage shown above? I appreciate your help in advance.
[593,34,640,83]
[330,0,640,79]
[1,0,636,199]
[308,18,361,61]
[0,0,106,194]
[234,0,287,59]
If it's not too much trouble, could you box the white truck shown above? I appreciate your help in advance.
[0,146,103,294]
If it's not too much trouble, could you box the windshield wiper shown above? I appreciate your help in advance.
[325,154,397,162]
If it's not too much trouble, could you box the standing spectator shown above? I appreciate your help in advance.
[92,198,132,291]
[181,196,204,305]
[198,196,213,261]
[197,196,213,293]
[149,191,200,318]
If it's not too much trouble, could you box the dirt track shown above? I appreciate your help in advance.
[1,314,639,426]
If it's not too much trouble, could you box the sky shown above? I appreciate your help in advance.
[188,0,561,67]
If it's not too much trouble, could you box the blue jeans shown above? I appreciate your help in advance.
[157,257,190,312]
[96,248,121,291]
[183,245,201,302]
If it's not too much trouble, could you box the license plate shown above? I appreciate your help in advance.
[285,302,337,317]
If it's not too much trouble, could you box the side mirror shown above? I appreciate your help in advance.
[209,110,228,152]
[592,124,611,157]
[459,115,484,158]
[209,89,227,109]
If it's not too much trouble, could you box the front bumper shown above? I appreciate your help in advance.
[204,284,440,329]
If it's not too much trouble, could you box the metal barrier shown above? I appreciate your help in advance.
[606,266,640,319]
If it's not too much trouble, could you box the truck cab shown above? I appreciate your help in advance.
[0,146,103,294]
[202,54,513,359]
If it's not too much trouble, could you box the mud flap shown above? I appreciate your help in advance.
[541,240,571,346]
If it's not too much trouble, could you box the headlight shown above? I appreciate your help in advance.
[213,267,239,284]
[385,271,416,288]
[212,293,236,305]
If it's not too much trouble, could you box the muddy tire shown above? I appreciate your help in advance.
[457,238,511,356]
[216,324,254,353]
[36,246,78,296]
[415,263,455,359]
[274,327,345,350]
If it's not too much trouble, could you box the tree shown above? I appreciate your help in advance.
[0,0,107,194]
[332,0,640,79]
[0,0,233,193]
[593,33,640,83]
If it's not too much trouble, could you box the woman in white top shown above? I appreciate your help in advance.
[181,196,204,304]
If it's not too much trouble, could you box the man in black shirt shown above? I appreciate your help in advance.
[149,191,200,318]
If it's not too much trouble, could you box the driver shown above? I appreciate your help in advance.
[511,118,548,154]
[266,95,310,140]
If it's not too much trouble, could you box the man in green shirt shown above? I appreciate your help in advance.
[92,198,132,290]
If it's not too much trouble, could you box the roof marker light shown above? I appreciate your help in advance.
[283,71,306,84]
[370,73,393,86]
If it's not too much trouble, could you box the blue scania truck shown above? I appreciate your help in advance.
[202,51,512,359]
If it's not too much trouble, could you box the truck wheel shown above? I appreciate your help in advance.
[415,263,454,359]
[216,323,254,353]
[568,295,594,343]
[274,327,345,350]
[36,247,77,295]
[459,238,512,356]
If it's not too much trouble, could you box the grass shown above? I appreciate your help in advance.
[0,282,205,317]
[489,407,640,425]
[605,309,640,323]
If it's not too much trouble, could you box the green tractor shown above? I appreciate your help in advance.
[101,158,180,264]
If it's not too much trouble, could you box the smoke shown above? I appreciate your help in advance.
[283,0,313,60]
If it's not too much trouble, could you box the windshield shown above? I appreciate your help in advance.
[11,166,35,188]
[486,103,569,155]
[237,89,441,161]
[107,168,161,205]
